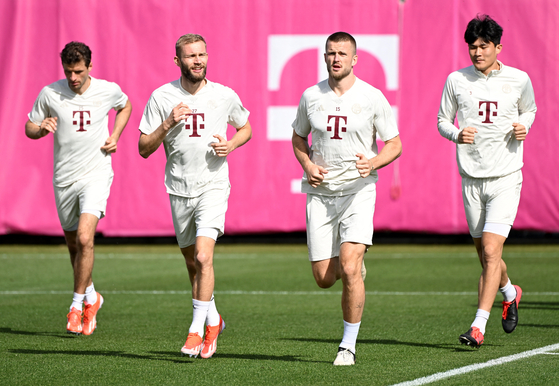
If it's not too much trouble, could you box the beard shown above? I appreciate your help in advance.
[181,64,207,83]
[327,63,352,81]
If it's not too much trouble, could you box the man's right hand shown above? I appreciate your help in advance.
[458,126,477,144]
[164,102,191,130]
[305,164,328,188]
[39,117,58,136]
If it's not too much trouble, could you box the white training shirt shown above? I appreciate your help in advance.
[139,79,250,198]
[28,77,128,187]
[438,61,537,178]
[292,77,399,196]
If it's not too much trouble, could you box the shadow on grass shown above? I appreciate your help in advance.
[8,349,192,364]
[521,324,559,329]
[148,351,321,363]
[0,327,74,339]
[282,338,478,352]
[520,301,559,310]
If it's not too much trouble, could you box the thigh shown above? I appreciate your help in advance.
[462,176,485,238]
[339,187,376,246]
[306,194,339,261]
[485,171,522,226]
[170,194,197,248]
[55,183,80,231]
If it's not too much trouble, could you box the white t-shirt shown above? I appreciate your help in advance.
[438,61,537,178]
[139,79,250,198]
[28,77,128,187]
[292,77,399,196]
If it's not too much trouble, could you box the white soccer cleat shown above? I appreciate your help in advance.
[333,347,355,366]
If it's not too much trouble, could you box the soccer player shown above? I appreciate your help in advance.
[138,34,252,359]
[437,15,536,348]
[25,42,132,335]
[292,32,402,365]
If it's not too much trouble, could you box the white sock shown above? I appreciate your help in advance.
[189,299,211,336]
[85,283,97,304]
[471,309,490,335]
[70,293,85,312]
[499,279,517,302]
[206,294,220,326]
[339,320,361,354]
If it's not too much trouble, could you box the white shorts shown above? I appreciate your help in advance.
[170,187,230,248]
[54,172,113,231]
[462,170,522,238]
[306,187,376,262]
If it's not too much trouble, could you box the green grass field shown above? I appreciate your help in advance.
[1,244,558,385]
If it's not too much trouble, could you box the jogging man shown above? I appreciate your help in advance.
[437,15,536,348]
[292,32,402,365]
[25,41,132,335]
[138,34,252,359]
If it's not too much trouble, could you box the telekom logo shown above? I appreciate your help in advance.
[73,111,90,132]
[327,115,347,139]
[479,101,498,124]
[185,113,205,137]
[267,34,399,141]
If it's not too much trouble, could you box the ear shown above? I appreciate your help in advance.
[174,56,180,67]
[88,62,93,71]
[352,54,358,67]
[495,44,503,55]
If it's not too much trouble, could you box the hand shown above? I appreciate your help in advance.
[101,136,118,154]
[356,153,373,178]
[210,134,231,157]
[512,123,527,141]
[39,117,58,136]
[305,163,328,188]
[458,126,477,144]
[165,102,191,129]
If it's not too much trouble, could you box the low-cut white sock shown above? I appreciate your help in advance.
[189,299,211,336]
[70,293,85,312]
[499,279,517,302]
[85,283,97,304]
[471,309,490,335]
[206,294,220,326]
[339,320,361,354]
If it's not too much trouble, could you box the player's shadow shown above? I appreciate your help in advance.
[519,301,559,311]
[8,349,191,364]
[283,338,477,352]
[0,327,74,339]
[149,350,321,363]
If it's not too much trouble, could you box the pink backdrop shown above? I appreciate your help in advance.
[1,0,558,237]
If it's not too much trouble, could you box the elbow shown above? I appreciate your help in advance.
[138,145,151,159]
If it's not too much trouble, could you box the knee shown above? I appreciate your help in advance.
[482,243,502,261]
[76,233,94,252]
[194,250,213,271]
[340,261,360,281]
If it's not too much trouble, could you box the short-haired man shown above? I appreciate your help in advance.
[25,41,132,335]
[138,34,252,359]
[292,32,402,365]
[437,15,536,348]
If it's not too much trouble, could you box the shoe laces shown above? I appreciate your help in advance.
[185,332,202,347]
[502,300,513,319]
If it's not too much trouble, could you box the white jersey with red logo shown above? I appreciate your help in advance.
[139,79,250,198]
[292,77,399,196]
[437,61,537,178]
[28,77,128,187]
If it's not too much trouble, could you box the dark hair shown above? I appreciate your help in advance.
[326,31,357,54]
[60,41,92,67]
[464,15,503,46]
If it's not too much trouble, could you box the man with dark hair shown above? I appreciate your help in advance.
[139,34,252,359]
[292,31,402,365]
[438,15,537,348]
[25,41,132,335]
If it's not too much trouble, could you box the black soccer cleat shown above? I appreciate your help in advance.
[502,285,522,333]
[459,327,484,349]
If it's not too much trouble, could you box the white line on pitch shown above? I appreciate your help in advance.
[390,343,559,386]
[2,290,559,296]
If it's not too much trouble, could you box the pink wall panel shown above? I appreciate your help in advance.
[1,0,557,237]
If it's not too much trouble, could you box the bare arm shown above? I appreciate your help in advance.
[138,102,191,159]
[101,99,132,154]
[356,135,402,178]
[25,117,58,139]
[210,120,253,157]
[292,129,328,188]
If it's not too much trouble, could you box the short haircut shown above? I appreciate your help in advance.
[464,15,503,46]
[60,42,92,67]
[326,31,357,55]
[175,34,207,56]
